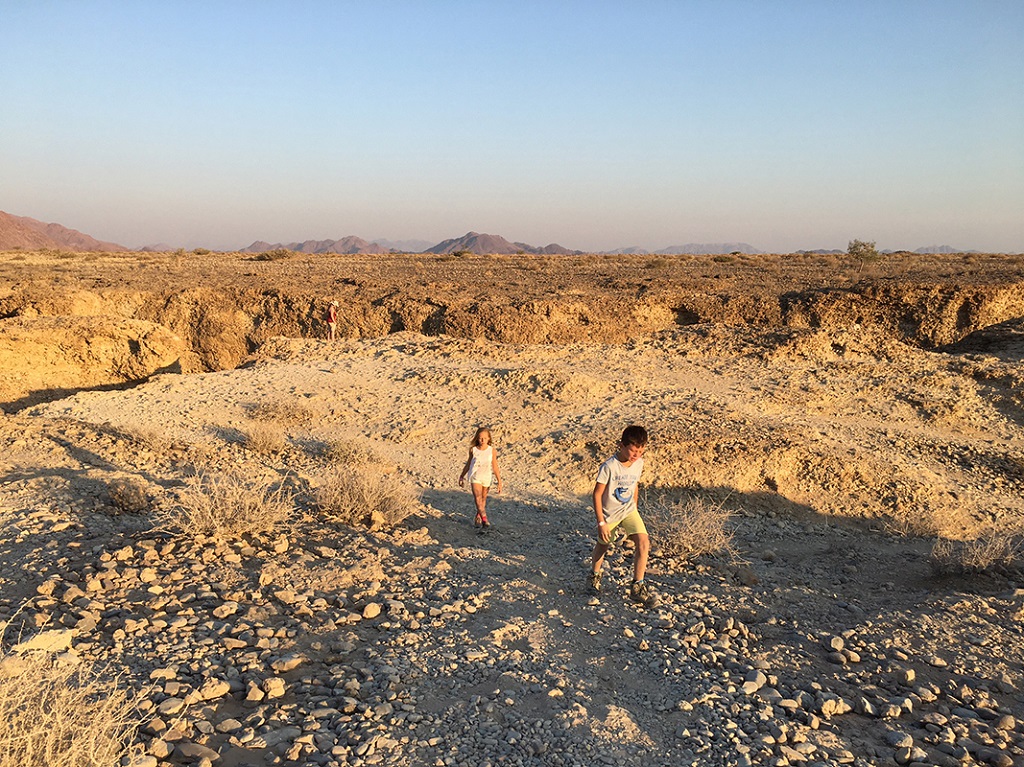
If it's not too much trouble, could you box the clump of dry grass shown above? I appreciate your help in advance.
[320,438,385,466]
[314,465,418,530]
[123,425,171,455]
[646,495,735,561]
[930,527,1022,575]
[242,422,287,455]
[159,469,293,538]
[250,247,295,261]
[246,400,316,425]
[0,652,142,766]
[106,476,153,515]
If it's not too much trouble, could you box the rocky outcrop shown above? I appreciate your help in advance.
[0,316,185,410]
[2,256,1024,410]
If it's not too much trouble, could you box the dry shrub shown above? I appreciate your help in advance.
[0,652,142,766]
[160,469,293,538]
[247,400,316,425]
[315,465,418,530]
[321,438,384,466]
[251,248,295,261]
[930,529,1022,575]
[124,425,170,455]
[243,422,287,455]
[106,476,153,515]
[646,495,735,561]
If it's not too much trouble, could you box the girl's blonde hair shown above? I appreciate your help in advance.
[471,427,492,447]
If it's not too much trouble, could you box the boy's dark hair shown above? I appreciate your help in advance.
[620,425,648,447]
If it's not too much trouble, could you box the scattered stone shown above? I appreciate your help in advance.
[885,731,914,749]
[175,741,221,762]
[195,678,231,701]
[262,677,286,698]
[270,653,306,673]
[11,629,76,654]
[157,697,185,716]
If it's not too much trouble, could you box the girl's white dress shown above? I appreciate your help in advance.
[467,445,494,486]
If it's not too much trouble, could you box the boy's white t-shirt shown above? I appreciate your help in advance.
[596,454,643,527]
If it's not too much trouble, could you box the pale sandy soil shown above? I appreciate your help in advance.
[1,323,1022,765]
[2,248,1024,765]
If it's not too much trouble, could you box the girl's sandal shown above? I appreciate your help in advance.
[481,516,491,530]
[474,513,482,528]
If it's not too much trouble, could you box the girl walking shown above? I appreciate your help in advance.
[458,427,502,529]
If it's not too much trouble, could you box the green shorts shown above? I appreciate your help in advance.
[602,509,648,540]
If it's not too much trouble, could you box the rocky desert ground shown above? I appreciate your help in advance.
[1,247,1023,767]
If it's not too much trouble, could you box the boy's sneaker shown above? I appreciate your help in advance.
[587,570,602,595]
[629,580,660,608]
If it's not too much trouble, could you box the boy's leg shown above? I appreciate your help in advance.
[588,542,609,593]
[627,532,659,607]
[628,533,651,582]
[591,541,610,573]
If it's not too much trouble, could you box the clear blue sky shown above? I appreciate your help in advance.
[2,0,1022,252]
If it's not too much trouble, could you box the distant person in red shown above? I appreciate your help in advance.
[326,300,339,341]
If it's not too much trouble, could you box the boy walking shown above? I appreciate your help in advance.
[588,425,659,608]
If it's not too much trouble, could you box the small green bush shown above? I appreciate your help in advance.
[320,438,384,466]
[242,422,287,455]
[247,400,316,426]
[124,425,170,454]
[848,239,880,261]
[106,476,153,515]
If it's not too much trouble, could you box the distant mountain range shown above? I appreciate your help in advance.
[423,232,578,255]
[0,211,127,252]
[605,243,762,255]
[912,245,976,255]
[240,236,389,255]
[371,237,435,253]
[0,210,997,256]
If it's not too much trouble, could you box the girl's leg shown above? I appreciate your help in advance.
[471,483,489,520]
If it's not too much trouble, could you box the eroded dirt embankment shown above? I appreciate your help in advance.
[1,250,1023,410]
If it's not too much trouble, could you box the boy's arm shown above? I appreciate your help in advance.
[593,482,611,543]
